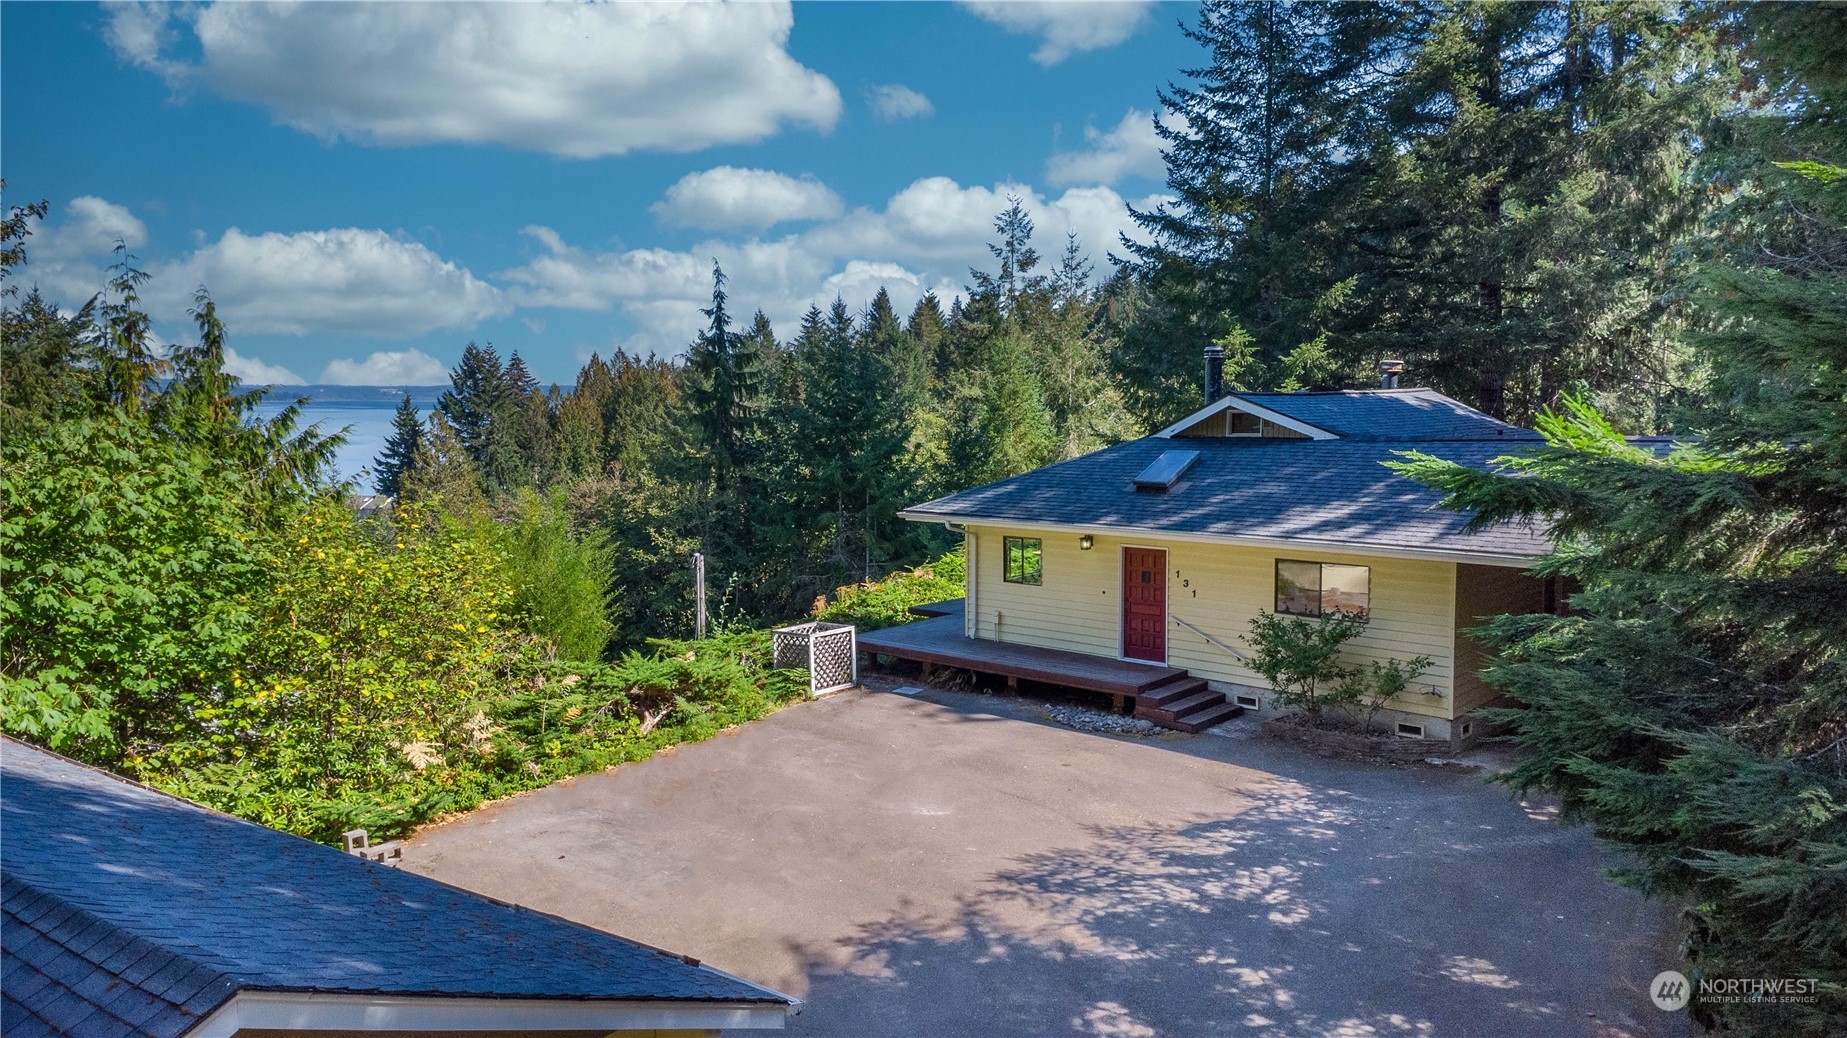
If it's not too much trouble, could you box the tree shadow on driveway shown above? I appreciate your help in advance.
[785,774,1669,1037]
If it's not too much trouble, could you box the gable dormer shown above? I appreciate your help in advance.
[1157,396,1336,440]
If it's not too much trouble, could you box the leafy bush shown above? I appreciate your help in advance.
[137,500,523,837]
[1245,610,1431,730]
[0,413,265,758]
[818,546,965,630]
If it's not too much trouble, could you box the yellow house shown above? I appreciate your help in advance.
[869,372,1564,749]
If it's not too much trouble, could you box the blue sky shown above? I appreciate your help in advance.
[4,1,1195,387]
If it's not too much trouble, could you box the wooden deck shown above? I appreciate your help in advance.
[859,614,1185,695]
[858,600,1245,732]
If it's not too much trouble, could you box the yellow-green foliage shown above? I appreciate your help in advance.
[137,504,809,843]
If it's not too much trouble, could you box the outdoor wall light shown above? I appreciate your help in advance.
[1079,535,1094,550]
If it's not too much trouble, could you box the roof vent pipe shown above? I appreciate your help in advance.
[1204,344,1225,404]
[1380,359,1405,390]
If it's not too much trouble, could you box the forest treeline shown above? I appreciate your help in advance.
[3,3,1844,1033]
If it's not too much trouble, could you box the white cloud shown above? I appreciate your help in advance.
[651,167,844,231]
[1047,108,1171,186]
[107,1,841,157]
[163,227,508,338]
[961,1,1153,65]
[35,196,149,261]
[499,176,1171,355]
[320,349,450,386]
[12,196,150,307]
[222,346,305,385]
[868,84,934,121]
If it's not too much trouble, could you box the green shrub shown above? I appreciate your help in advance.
[818,546,965,630]
[1246,610,1433,730]
[478,489,616,660]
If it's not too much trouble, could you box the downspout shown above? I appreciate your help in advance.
[942,522,973,638]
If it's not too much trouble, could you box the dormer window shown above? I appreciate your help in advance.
[1166,402,1322,440]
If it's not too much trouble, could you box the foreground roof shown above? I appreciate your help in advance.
[0,738,791,1038]
[902,436,1550,564]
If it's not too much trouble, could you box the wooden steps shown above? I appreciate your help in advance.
[1134,675,1245,733]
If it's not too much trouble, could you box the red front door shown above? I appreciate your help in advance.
[1122,547,1167,662]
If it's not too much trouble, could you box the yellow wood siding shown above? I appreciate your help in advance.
[1452,563,1548,713]
[966,524,1460,720]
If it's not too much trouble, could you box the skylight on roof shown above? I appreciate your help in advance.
[1133,450,1199,492]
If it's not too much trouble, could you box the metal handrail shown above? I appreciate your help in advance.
[1171,615,1251,662]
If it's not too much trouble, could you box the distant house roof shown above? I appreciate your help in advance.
[1156,388,1539,442]
[0,738,793,1038]
[904,389,1558,565]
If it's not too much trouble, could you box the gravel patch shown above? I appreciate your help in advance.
[1044,704,1164,737]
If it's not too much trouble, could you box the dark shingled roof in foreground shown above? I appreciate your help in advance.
[902,436,1552,562]
[0,738,789,1038]
[1224,388,1540,442]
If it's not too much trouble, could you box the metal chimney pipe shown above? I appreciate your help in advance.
[1380,359,1405,390]
[1204,344,1225,404]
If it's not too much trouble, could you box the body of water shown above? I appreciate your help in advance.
[250,385,447,493]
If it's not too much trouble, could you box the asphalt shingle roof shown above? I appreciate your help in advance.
[1227,388,1539,441]
[0,738,789,1038]
[903,436,1551,562]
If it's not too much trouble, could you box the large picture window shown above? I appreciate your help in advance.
[1275,560,1370,621]
[1004,537,1043,585]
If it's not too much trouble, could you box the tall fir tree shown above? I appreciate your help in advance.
[1121,0,1360,425]
[970,197,1047,326]
[374,395,423,497]
[503,351,538,397]
[906,291,950,383]
[437,342,510,471]
[684,263,760,483]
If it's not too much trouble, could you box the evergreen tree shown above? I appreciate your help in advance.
[1121,0,1360,424]
[906,291,949,382]
[949,333,1057,485]
[684,262,760,483]
[550,382,604,483]
[970,197,1047,324]
[401,410,485,514]
[1393,10,1847,1029]
[437,342,510,471]
[503,351,539,397]
[601,350,680,480]
[1324,2,1727,422]
[374,395,423,497]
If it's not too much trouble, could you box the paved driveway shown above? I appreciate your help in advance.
[403,686,1685,1037]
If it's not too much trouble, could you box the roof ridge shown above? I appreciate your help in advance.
[1233,387,1442,397]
